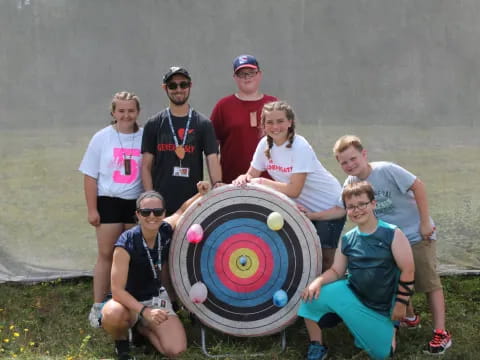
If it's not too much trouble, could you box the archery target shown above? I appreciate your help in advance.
[170,184,322,336]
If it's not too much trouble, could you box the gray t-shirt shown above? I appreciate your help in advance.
[344,161,435,244]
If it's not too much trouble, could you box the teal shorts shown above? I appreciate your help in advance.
[298,279,394,360]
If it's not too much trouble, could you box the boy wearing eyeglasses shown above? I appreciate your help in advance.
[142,66,222,215]
[333,135,451,355]
[210,54,277,184]
[299,181,415,360]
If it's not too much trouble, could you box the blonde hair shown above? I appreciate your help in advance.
[110,91,141,132]
[261,101,296,159]
[333,135,364,156]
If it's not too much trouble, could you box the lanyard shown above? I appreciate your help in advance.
[167,107,192,148]
[142,233,162,280]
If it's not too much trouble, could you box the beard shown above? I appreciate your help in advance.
[167,91,190,106]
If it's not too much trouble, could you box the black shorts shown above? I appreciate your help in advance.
[311,216,346,249]
[97,196,136,224]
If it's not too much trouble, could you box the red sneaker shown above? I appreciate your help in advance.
[399,314,421,329]
[424,329,452,355]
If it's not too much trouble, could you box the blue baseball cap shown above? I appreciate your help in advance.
[233,55,259,73]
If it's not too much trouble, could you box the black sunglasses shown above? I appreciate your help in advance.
[167,81,191,90]
[137,208,165,217]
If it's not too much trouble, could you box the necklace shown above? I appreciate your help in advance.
[115,125,136,175]
[167,107,192,160]
[142,233,162,284]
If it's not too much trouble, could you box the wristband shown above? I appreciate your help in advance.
[395,297,409,306]
[139,305,148,318]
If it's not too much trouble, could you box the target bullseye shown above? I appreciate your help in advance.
[230,248,257,277]
[208,222,283,297]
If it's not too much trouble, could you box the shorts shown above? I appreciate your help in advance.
[298,280,394,360]
[311,217,346,249]
[97,196,136,224]
[99,289,177,327]
[411,239,442,293]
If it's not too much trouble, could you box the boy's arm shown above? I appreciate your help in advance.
[409,178,435,240]
[390,228,415,321]
[206,153,222,185]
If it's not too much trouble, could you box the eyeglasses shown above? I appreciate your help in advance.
[137,208,165,217]
[235,70,258,79]
[166,81,191,90]
[345,201,371,212]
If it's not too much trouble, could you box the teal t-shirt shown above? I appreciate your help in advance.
[342,220,400,316]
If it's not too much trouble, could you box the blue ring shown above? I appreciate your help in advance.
[200,218,288,307]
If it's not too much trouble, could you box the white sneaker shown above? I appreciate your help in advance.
[88,303,102,328]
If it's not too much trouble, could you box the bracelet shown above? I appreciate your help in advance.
[139,305,148,318]
[212,181,223,187]
[395,297,409,306]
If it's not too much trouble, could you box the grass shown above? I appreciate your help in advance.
[0,276,479,359]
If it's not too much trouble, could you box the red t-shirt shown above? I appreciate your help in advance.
[211,94,277,183]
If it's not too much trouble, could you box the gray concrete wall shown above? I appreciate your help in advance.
[2,0,479,128]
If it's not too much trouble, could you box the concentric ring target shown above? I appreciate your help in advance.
[170,184,322,336]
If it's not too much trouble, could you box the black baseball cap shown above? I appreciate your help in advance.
[163,66,191,84]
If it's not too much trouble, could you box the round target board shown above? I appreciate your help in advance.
[170,184,322,337]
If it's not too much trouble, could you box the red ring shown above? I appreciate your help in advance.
[214,233,274,293]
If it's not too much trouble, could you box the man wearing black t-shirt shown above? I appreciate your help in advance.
[142,66,222,215]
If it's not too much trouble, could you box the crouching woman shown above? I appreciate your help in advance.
[101,181,210,359]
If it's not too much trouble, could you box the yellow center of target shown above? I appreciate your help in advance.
[229,248,259,278]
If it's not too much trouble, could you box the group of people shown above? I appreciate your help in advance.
[79,54,451,360]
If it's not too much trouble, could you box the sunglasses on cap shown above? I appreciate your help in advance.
[137,208,165,217]
[166,81,191,90]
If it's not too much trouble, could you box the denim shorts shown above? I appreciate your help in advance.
[311,216,346,249]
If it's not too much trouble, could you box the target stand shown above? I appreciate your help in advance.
[170,184,322,357]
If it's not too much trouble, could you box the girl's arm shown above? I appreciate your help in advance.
[298,205,346,221]
[84,175,100,227]
[251,172,307,198]
[232,166,263,186]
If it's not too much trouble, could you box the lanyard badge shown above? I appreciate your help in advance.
[167,107,192,160]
